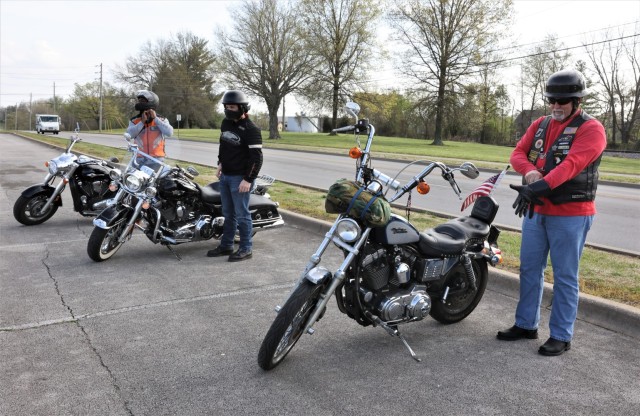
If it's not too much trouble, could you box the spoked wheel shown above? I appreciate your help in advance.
[87,222,129,262]
[13,193,59,225]
[430,259,488,324]
[258,280,324,371]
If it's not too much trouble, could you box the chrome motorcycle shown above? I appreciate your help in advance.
[13,124,118,225]
[258,102,504,370]
[87,134,284,262]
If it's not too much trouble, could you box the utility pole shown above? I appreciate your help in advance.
[15,103,18,130]
[53,82,56,112]
[29,93,32,131]
[97,63,103,132]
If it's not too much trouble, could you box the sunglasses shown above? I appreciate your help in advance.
[547,97,573,105]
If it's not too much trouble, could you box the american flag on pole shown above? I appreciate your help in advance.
[460,166,510,212]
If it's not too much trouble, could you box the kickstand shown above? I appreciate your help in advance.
[165,245,182,261]
[366,312,421,362]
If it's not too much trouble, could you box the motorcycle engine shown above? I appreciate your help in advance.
[345,243,432,325]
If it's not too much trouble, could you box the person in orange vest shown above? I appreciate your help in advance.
[126,90,173,168]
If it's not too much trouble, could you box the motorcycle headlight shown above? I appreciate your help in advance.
[145,186,157,198]
[109,168,122,181]
[336,218,361,243]
[124,170,149,192]
[47,160,58,175]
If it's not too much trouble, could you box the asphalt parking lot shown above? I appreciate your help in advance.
[1,134,639,416]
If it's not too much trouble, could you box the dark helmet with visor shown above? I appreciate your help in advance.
[544,69,587,99]
[135,90,159,111]
[221,90,251,113]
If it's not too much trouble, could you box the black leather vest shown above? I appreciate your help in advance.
[526,111,601,204]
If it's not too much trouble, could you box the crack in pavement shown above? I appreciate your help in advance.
[40,250,134,416]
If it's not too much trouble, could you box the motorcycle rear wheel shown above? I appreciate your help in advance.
[430,259,488,324]
[13,193,59,225]
[257,280,324,371]
[87,222,128,262]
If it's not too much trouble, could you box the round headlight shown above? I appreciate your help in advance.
[125,174,143,192]
[47,160,58,175]
[336,218,361,243]
[109,168,122,181]
[145,186,157,198]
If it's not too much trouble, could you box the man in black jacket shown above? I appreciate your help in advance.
[207,90,263,262]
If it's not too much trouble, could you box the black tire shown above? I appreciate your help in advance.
[13,193,59,225]
[430,259,488,324]
[257,280,324,371]
[87,222,128,262]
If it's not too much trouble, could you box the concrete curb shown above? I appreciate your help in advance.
[280,209,640,340]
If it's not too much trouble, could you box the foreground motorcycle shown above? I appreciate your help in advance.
[258,102,504,370]
[13,124,119,225]
[87,133,284,262]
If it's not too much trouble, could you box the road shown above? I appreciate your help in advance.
[51,131,640,254]
[1,134,639,416]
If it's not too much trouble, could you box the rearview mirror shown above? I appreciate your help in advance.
[344,102,360,119]
[459,162,479,179]
[124,133,132,142]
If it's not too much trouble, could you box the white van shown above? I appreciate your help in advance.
[35,114,61,134]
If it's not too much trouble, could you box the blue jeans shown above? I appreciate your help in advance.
[218,174,253,251]
[514,213,593,342]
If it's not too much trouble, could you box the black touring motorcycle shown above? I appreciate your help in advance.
[258,102,504,370]
[87,133,284,262]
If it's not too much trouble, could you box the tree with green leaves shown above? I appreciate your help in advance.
[115,31,219,128]
[298,0,382,132]
[215,0,317,139]
[65,82,128,130]
[389,0,513,145]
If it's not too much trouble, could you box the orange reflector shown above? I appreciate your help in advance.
[63,178,69,184]
[45,161,49,167]
[108,184,118,192]
[142,201,150,210]
[416,181,430,194]
[349,147,362,159]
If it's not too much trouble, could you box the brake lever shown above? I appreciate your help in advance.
[442,170,462,199]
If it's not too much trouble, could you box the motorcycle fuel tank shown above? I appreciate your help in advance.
[372,214,420,245]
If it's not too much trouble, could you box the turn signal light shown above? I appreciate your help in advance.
[417,181,430,195]
[44,161,49,167]
[349,147,362,159]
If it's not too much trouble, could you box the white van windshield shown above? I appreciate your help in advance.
[40,116,58,122]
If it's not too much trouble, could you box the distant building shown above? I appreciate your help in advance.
[278,114,321,133]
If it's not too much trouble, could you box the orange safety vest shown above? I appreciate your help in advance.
[131,118,166,158]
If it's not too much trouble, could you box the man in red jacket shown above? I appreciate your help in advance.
[497,69,606,356]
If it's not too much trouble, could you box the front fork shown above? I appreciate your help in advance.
[117,197,147,243]
[37,172,70,215]
[275,218,372,336]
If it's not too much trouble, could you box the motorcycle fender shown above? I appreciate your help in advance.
[93,205,131,229]
[21,184,62,206]
[304,266,332,285]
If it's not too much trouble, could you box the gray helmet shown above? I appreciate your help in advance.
[544,69,587,98]
[135,90,159,109]
[221,90,251,113]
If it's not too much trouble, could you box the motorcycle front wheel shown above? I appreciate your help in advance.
[13,193,59,225]
[430,258,488,324]
[87,222,129,262]
[257,280,324,371]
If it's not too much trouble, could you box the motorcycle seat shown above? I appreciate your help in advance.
[434,216,490,244]
[418,230,466,256]
[199,183,222,204]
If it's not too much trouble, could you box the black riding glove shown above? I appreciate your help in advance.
[509,180,551,219]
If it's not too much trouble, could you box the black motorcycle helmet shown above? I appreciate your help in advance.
[543,69,587,99]
[135,90,159,111]
[221,90,251,114]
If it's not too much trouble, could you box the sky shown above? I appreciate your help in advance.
[1,0,639,114]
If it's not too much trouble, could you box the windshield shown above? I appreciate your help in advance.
[39,116,58,122]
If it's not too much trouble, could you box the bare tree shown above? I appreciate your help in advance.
[298,0,382,131]
[389,0,513,145]
[215,0,317,139]
[586,28,640,146]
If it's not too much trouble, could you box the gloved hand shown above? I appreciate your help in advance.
[509,180,551,218]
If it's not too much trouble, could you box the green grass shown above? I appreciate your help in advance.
[11,131,640,308]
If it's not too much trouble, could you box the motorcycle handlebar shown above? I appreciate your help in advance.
[372,169,400,190]
[331,125,356,133]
